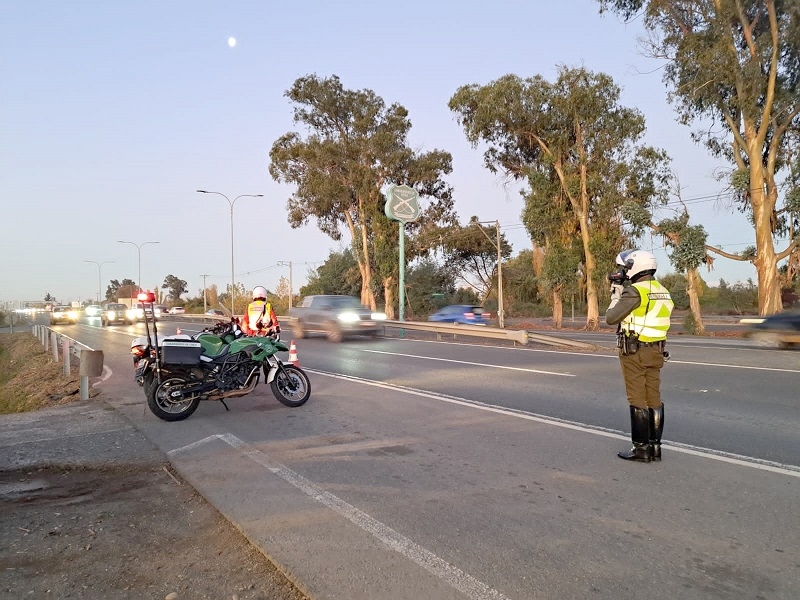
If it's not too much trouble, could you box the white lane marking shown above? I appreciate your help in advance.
[170,433,510,600]
[393,338,800,373]
[668,359,800,373]
[310,370,800,479]
[362,349,575,377]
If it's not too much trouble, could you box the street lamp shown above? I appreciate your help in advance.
[117,240,160,301]
[84,260,114,302]
[196,190,263,315]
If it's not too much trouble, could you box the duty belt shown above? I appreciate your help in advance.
[638,340,665,348]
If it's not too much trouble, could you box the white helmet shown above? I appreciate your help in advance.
[616,249,658,281]
[252,286,268,300]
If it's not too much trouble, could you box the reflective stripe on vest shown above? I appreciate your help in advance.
[621,280,674,342]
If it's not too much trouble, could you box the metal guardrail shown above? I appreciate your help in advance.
[31,325,104,401]
[382,319,529,345]
[168,313,598,350]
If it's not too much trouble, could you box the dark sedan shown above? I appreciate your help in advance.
[745,311,800,348]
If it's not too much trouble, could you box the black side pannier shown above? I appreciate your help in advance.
[161,340,202,365]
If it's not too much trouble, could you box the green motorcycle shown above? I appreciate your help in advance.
[132,316,311,422]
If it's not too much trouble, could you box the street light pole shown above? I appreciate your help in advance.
[199,274,209,314]
[84,260,114,302]
[196,190,263,315]
[117,240,160,300]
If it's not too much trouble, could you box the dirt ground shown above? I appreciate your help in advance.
[0,333,310,600]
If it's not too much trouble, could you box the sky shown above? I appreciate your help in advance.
[2,0,787,306]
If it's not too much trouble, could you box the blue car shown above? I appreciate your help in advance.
[428,305,489,325]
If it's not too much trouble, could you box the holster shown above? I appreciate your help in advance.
[617,332,639,356]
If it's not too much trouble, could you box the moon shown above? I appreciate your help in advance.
[228,37,236,48]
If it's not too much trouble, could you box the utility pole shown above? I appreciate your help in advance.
[199,274,209,313]
[495,220,504,329]
[277,261,293,309]
[473,220,505,328]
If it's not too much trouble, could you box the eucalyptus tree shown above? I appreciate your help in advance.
[450,67,670,329]
[597,0,800,315]
[431,216,513,303]
[269,74,454,310]
[161,275,188,303]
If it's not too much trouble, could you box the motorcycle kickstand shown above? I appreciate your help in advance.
[220,399,230,411]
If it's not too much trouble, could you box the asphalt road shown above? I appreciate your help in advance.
[28,314,800,599]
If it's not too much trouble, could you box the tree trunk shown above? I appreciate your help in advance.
[532,244,544,277]
[686,267,705,335]
[751,172,782,315]
[577,211,599,330]
[383,277,396,320]
[552,289,563,329]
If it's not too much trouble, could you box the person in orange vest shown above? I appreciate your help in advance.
[241,286,280,337]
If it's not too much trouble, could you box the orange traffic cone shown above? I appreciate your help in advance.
[288,340,300,367]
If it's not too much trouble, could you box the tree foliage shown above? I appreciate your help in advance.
[161,275,188,302]
[434,216,512,301]
[106,279,136,302]
[597,0,800,315]
[449,67,670,329]
[269,74,455,311]
[299,248,362,298]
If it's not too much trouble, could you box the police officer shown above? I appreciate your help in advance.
[606,249,674,463]
[241,286,280,337]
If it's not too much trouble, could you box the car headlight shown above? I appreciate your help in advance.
[108,311,117,319]
[126,309,137,319]
[68,311,79,320]
[371,312,387,321]
[337,312,360,323]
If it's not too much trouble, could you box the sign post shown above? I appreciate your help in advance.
[384,185,421,321]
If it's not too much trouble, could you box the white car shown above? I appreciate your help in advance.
[168,306,186,315]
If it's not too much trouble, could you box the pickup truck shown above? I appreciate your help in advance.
[289,295,386,342]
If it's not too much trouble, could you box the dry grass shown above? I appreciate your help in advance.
[0,333,90,414]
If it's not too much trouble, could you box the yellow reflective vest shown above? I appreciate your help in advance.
[620,279,674,342]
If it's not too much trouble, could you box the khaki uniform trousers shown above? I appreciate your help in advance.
[619,343,665,410]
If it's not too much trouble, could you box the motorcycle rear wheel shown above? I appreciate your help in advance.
[147,377,201,422]
[270,365,311,407]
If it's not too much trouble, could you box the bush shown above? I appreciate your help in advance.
[682,312,704,335]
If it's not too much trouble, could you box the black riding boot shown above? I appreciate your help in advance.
[618,406,652,462]
[649,403,664,461]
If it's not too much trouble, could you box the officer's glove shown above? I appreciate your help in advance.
[608,283,624,310]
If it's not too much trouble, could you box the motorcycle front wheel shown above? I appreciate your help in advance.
[270,365,311,407]
[147,376,201,422]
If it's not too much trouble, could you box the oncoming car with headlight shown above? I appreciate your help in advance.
[50,305,80,325]
[101,303,129,326]
[289,295,386,342]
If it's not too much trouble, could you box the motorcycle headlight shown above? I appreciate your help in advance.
[337,312,360,323]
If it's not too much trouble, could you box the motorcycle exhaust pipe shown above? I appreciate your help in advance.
[208,366,261,401]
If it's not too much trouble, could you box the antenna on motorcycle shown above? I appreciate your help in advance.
[138,290,162,384]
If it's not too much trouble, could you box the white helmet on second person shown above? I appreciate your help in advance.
[615,249,658,281]
[252,286,268,301]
